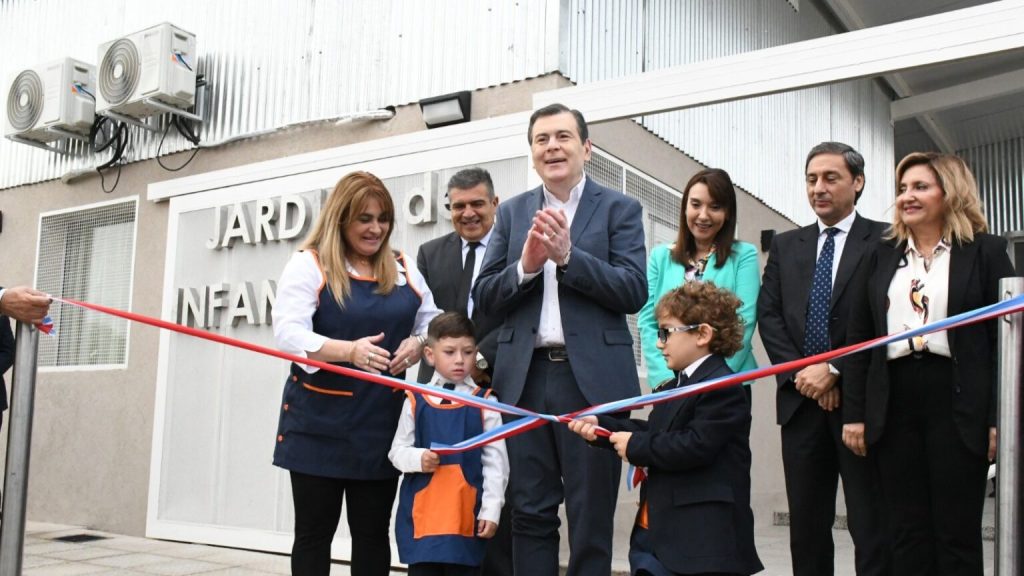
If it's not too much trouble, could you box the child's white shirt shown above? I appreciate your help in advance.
[388,375,509,524]
[680,353,713,380]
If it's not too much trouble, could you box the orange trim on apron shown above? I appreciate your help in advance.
[302,382,354,396]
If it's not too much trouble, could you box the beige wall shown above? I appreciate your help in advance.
[1,74,805,539]
[0,95,441,536]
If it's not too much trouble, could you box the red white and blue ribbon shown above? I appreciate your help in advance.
[626,464,647,492]
[47,293,1024,456]
[49,297,546,422]
[35,315,56,335]
[435,293,1024,453]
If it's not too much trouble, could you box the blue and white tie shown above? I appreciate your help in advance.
[804,228,840,357]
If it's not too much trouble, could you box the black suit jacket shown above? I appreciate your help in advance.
[757,213,888,426]
[415,231,503,383]
[843,234,1017,456]
[0,316,14,412]
[596,355,762,575]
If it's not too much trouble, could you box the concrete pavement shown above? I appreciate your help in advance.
[15,515,995,576]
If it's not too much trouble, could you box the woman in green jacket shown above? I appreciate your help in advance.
[638,168,760,388]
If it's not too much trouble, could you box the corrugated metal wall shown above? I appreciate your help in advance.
[560,0,896,224]
[0,0,557,190]
[960,137,1024,236]
[3,0,905,227]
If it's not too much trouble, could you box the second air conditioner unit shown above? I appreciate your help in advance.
[4,58,96,143]
[96,22,197,120]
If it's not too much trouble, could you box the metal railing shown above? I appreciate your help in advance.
[997,277,1024,576]
[0,322,40,576]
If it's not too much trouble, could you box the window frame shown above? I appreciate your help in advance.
[34,196,139,372]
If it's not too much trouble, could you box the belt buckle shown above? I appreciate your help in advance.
[547,347,568,362]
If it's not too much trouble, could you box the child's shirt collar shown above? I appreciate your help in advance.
[681,354,713,380]
[430,374,477,391]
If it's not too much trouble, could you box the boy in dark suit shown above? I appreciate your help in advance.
[571,282,762,576]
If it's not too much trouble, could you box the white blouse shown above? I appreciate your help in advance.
[272,250,441,373]
[886,237,952,360]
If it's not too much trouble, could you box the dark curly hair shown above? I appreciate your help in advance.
[655,281,744,357]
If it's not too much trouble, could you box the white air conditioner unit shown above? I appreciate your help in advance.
[4,58,96,143]
[96,23,196,120]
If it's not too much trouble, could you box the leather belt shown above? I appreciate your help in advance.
[534,346,569,362]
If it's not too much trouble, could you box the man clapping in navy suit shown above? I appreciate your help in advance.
[474,103,647,576]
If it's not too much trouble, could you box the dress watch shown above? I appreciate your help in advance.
[475,352,489,371]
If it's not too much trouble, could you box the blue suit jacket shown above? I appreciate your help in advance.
[473,178,647,407]
[638,242,760,387]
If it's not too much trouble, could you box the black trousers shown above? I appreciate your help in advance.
[409,562,479,576]
[289,471,398,576]
[877,355,988,576]
[780,391,889,576]
[505,356,621,576]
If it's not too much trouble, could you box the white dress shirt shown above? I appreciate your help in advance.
[388,375,510,524]
[272,250,441,374]
[462,228,493,318]
[816,210,857,289]
[516,175,586,347]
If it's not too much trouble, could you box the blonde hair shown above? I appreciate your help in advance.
[301,171,397,306]
[889,152,988,244]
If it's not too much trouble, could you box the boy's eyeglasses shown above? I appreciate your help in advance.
[657,324,701,343]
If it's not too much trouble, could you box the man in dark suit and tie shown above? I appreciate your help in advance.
[757,142,890,576]
[416,168,502,386]
[474,103,647,576]
[415,167,512,575]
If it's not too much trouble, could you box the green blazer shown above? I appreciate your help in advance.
[638,241,760,387]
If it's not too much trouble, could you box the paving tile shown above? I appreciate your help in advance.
[145,543,226,560]
[200,548,281,566]
[134,558,228,575]
[97,537,184,554]
[85,552,173,568]
[198,565,282,569]
[23,541,87,555]
[44,546,131,562]
[236,554,291,574]
[23,562,110,575]
[22,555,66,569]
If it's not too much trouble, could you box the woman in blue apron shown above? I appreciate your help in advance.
[272,171,441,576]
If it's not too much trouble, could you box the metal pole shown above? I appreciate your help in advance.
[0,322,40,576]
[996,277,1024,576]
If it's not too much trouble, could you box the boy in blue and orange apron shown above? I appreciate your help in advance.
[389,311,509,576]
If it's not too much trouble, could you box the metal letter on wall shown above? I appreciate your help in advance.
[405,172,436,225]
